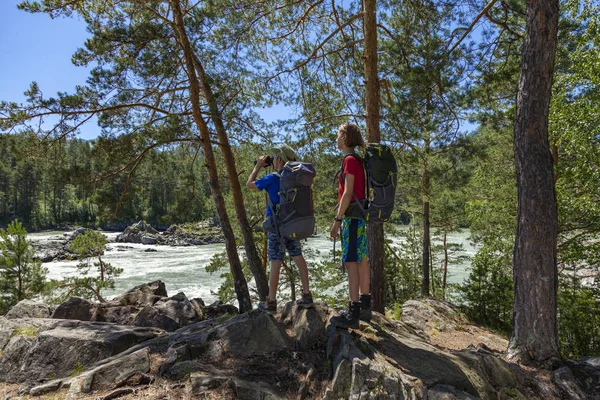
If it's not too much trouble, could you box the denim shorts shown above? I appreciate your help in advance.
[268,231,303,261]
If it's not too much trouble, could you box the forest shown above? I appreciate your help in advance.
[0,0,599,368]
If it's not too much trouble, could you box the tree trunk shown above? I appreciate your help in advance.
[363,0,384,313]
[508,0,561,368]
[192,56,270,301]
[442,232,448,299]
[421,196,430,297]
[171,0,252,313]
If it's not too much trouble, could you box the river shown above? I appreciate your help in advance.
[29,228,478,304]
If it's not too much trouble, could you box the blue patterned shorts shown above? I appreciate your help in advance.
[268,231,303,261]
[342,218,368,262]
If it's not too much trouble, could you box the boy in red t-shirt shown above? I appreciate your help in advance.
[330,122,372,329]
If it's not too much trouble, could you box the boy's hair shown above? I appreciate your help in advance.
[339,123,365,148]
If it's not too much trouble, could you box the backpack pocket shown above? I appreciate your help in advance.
[279,216,316,240]
[366,183,395,222]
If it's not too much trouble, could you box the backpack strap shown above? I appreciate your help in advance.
[265,172,286,251]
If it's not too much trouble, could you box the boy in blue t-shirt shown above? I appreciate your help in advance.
[246,144,313,313]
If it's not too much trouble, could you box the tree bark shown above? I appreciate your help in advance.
[421,195,430,297]
[442,232,448,299]
[363,0,384,313]
[508,0,561,368]
[171,0,252,313]
[192,56,270,301]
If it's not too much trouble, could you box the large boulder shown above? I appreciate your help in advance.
[281,301,334,350]
[153,292,201,327]
[324,308,526,400]
[115,221,162,244]
[133,305,180,332]
[159,310,291,378]
[0,317,162,384]
[112,280,168,306]
[52,297,94,321]
[5,300,53,319]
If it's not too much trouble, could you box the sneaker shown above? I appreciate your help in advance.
[359,293,372,322]
[330,301,361,329]
[296,291,314,309]
[258,299,277,314]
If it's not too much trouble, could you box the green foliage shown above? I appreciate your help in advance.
[458,236,513,334]
[558,274,600,358]
[13,325,39,338]
[0,220,48,314]
[50,230,122,303]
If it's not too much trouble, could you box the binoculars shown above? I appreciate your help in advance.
[254,156,273,166]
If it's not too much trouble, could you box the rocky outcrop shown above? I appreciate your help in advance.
[0,317,162,384]
[5,300,53,319]
[3,291,600,400]
[115,220,225,246]
[115,221,161,244]
[160,222,225,246]
[401,298,465,337]
[47,281,231,332]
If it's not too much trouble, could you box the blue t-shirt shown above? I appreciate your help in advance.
[255,172,281,217]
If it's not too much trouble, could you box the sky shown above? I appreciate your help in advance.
[0,0,102,139]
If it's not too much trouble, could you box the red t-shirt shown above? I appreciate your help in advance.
[338,155,366,202]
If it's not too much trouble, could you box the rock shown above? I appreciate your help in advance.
[52,297,94,321]
[68,348,151,396]
[401,298,464,336]
[113,371,153,388]
[206,310,291,358]
[5,300,53,319]
[154,292,201,327]
[289,302,334,350]
[92,305,137,325]
[427,384,480,399]
[552,360,600,399]
[133,305,179,332]
[552,366,586,400]
[67,227,91,241]
[115,221,162,244]
[144,248,158,252]
[188,372,284,399]
[580,356,600,367]
[204,301,238,320]
[161,222,225,246]
[29,380,63,396]
[159,310,291,377]
[96,388,134,400]
[112,281,167,306]
[0,317,162,383]
[141,236,158,245]
[325,308,513,399]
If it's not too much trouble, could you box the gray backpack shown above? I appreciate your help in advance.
[267,162,316,240]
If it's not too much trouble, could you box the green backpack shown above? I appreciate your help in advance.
[339,143,397,223]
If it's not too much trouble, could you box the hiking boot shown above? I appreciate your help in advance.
[296,291,314,309]
[330,301,361,329]
[359,293,372,322]
[258,299,277,314]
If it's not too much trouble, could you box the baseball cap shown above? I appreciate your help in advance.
[267,144,296,162]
